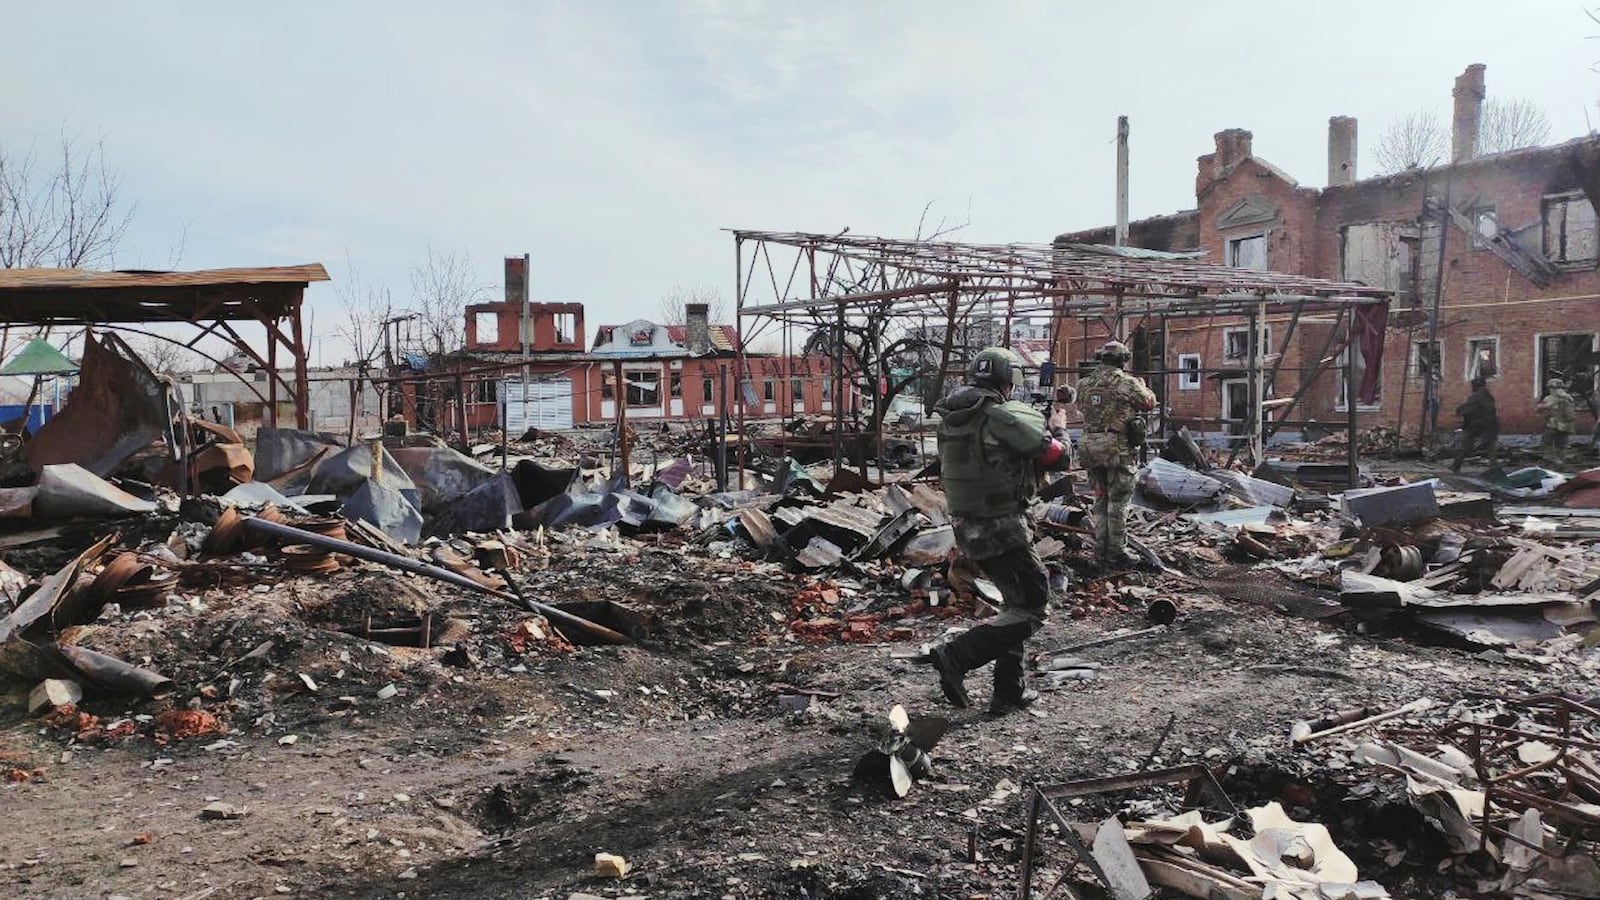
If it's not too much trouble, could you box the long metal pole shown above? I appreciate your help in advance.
[520,253,531,439]
[239,517,629,644]
[1422,180,1452,445]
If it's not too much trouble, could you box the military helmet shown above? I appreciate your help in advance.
[1098,340,1132,363]
[1548,377,1567,390]
[1470,376,1487,389]
[967,347,1025,392]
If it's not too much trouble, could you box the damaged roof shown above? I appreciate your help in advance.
[0,264,330,324]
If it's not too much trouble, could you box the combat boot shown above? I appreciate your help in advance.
[989,688,1040,716]
[926,645,970,708]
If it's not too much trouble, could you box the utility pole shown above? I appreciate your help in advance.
[519,253,531,438]
[1115,116,1130,248]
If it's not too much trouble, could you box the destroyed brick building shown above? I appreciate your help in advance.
[397,255,839,436]
[1056,64,1600,443]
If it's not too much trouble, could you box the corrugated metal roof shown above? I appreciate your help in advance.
[0,264,330,290]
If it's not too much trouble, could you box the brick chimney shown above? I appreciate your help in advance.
[1198,129,1253,193]
[685,302,712,355]
[1328,116,1357,186]
[1214,129,1254,170]
[1452,63,1486,163]
[504,256,527,304]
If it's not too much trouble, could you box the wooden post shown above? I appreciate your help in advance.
[291,297,310,429]
[613,360,629,486]
[1346,307,1360,488]
[266,317,279,428]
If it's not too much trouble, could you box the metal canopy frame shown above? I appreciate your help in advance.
[0,264,328,429]
[732,231,1391,482]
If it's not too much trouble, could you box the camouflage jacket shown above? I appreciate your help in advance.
[1076,364,1155,467]
[1539,389,1577,432]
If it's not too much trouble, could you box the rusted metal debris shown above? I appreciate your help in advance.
[24,331,168,477]
[238,515,629,645]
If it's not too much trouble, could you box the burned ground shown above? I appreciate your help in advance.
[2,439,1599,899]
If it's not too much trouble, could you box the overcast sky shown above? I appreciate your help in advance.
[5,1,1598,364]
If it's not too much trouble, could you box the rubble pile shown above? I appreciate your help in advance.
[1,346,1599,898]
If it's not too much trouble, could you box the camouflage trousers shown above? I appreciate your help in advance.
[1543,429,1572,464]
[1086,463,1136,560]
[939,543,1050,704]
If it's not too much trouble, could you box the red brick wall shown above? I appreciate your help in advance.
[1056,136,1600,439]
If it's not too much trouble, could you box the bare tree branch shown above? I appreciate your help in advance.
[406,246,490,358]
[1373,99,1555,175]
[1477,98,1554,155]
[1372,110,1449,175]
[0,131,132,268]
[333,255,393,369]
[656,282,730,325]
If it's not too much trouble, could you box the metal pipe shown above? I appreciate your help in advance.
[239,517,629,645]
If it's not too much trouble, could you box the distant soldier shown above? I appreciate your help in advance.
[1538,377,1577,465]
[1075,341,1156,569]
[1588,372,1600,456]
[1450,377,1498,472]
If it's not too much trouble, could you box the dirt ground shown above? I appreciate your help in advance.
[1,461,1595,899]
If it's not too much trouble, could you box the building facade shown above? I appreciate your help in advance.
[1057,64,1600,441]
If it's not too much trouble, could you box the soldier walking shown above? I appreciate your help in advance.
[1538,377,1577,466]
[1075,341,1156,570]
[926,348,1072,715]
[1450,376,1498,472]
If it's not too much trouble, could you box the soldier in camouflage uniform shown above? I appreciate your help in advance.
[926,348,1072,715]
[1075,341,1156,569]
[1538,377,1577,465]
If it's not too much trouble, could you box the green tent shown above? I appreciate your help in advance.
[0,339,78,377]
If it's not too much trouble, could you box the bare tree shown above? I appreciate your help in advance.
[126,333,202,375]
[406,246,489,358]
[0,131,133,268]
[1372,110,1450,175]
[1478,98,1554,155]
[656,282,730,325]
[799,203,970,443]
[1374,100,1555,175]
[333,258,393,368]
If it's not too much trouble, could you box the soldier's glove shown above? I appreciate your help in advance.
[1125,416,1148,448]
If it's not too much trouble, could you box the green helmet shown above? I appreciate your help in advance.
[1098,340,1132,363]
[967,347,1025,392]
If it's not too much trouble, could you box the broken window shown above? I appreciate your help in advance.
[1466,338,1499,381]
[822,375,834,404]
[1543,192,1599,265]
[1538,333,1596,397]
[790,377,805,409]
[1397,236,1419,306]
[669,373,682,399]
[1337,344,1381,408]
[473,379,497,404]
[1226,234,1267,270]
[1409,340,1441,380]
[553,313,577,344]
[626,370,660,406]
[1223,325,1270,361]
[763,378,776,402]
[1177,353,1201,390]
[702,376,714,403]
[1467,205,1497,250]
[474,312,499,346]
[601,372,615,401]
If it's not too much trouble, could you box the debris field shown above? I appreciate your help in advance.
[1,397,1598,900]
